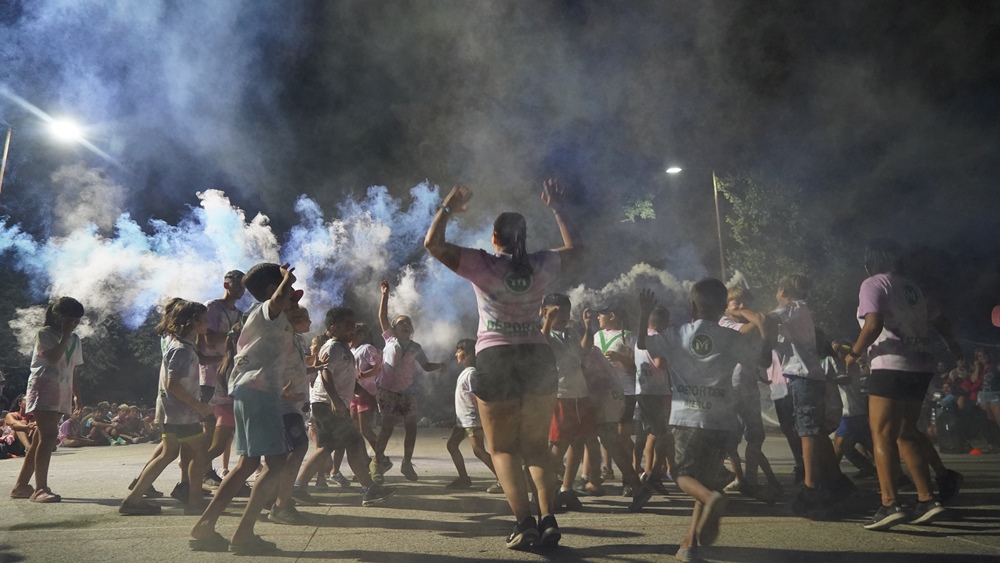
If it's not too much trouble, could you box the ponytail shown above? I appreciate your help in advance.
[494,212,533,277]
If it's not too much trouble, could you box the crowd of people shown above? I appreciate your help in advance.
[3,180,994,559]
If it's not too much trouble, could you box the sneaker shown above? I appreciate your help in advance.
[828,474,858,499]
[723,479,742,493]
[792,466,805,486]
[854,466,878,480]
[291,487,319,506]
[505,516,539,550]
[379,457,393,472]
[533,514,561,549]
[361,483,396,507]
[203,475,221,490]
[695,491,727,546]
[486,481,504,494]
[756,483,785,503]
[401,460,418,482]
[790,486,828,516]
[628,483,654,512]
[170,482,189,503]
[863,502,912,530]
[910,499,946,525]
[314,478,330,490]
[234,482,252,497]
[446,476,473,489]
[599,466,615,481]
[620,483,633,497]
[204,468,223,487]
[554,489,583,512]
[119,499,161,515]
[269,505,307,525]
[675,546,706,563]
[128,478,164,499]
[641,473,671,496]
[331,472,351,488]
[936,469,964,503]
[369,458,384,485]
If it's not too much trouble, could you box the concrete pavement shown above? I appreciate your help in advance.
[1,428,999,562]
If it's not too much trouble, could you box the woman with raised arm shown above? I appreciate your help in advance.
[424,179,580,550]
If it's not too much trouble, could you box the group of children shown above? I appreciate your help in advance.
[8,263,967,557]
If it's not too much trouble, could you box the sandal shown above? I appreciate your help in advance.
[29,487,62,503]
[119,499,162,515]
[10,484,34,499]
[229,534,277,555]
[189,531,230,552]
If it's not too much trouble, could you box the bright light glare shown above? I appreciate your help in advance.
[49,119,84,143]
[665,167,682,174]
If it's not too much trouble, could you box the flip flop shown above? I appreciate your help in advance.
[29,488,62,503]
[9,485,34,499]
[189,531,230,552]
[696,492,728,546]
[229,534,277,555]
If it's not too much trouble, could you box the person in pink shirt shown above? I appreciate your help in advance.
[845,239,963,530]
[424,179,580,550]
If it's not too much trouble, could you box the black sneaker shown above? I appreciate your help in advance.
[533,514,561,549]
[446,476,473,489]
[554,489,583,512]
[128,478,164,499]
[936,469,964,503]
[620,483,633,497]
[628,483,654,512]
[910,499,945,525]
[291,487,319,506]
[170,482,188,503]
[790,486,828,516]
[400,460,418,482]
[641,473,671,496]
[361,483,395,507]
[505,516,539,550]
[792,466,805,486]
[828,474,858,500]
[863,502,911,530]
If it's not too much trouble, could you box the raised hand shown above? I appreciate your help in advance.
[638,288,657,315]
[540,178,567,208]
[280,262,297,285]
[380,280,390,295]
[442,184,472,213]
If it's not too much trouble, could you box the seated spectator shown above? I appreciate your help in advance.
[58,408,99,448]
[3,395,35,454]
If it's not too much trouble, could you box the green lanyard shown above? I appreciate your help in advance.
[598,331,625,354]
[64,335,77,365]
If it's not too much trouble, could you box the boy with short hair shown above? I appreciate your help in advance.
[770,274,850,514]
[190,263,297,554]
[593,302,638,486]
[445,338,498,490]
[638,281,766,562]
[634,304,674,494]
[295,307,395,507]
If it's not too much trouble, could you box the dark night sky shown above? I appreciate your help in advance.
[1,0,999,340]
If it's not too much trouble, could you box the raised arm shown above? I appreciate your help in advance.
[424,184,472,272]
[265,263,296,319]
[580,307,597,352]
[41,318,79,364]
[541,179,582,268]
[378,280,392,333]
[636,288,656,351]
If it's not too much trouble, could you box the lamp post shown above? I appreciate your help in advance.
[0,118,88,203]
[666,167,726,280]
[0,126,11,201]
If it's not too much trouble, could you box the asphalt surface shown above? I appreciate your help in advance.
[1,428,998,562]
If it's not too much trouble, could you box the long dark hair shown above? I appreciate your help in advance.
[494,212,532,277]
[43,297,84,328]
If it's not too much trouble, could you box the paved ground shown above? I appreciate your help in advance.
[1,428,998,562]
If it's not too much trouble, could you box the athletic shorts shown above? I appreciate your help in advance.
[350,392,376,414]
[233,386,286,458]
[549,397,596,444]
[636,395,670,437]
[621,395,638,426]
[376,388,416,417]
[835,415,870,439]
[866,370,934,402]
[472,344,557,403]
[311,402,363,450]
[672,426,728,488]
[593,388,627,425]
[214,404,235,429]
[282,413,309,451]
[786,376,825,437]
[162,423,204,443]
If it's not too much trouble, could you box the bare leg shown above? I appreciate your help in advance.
[522,393,558,518]
[16,411,62,492]
[231,453,287,545]
[192,455,259,540]
[869,396,902,505]
[447,427,468,478]
[274,441,309,511]
[374,414,398,464]
[479,397,531,520]
[184,437,209,507]
[123,438,180,504]
[469,433,496,474]
[402,413,417,464]
[897,400,934,502]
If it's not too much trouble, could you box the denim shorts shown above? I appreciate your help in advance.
[672,426,728,488]
[786,376,825,437]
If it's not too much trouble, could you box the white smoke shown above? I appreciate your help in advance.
[567,263,695,326]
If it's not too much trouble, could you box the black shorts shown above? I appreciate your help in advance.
[310,402,362,450]
[282,413,309,452]
[867,370,933,402]
[473,344,557,403]
[621,395,638,426]
[636,395,669,436]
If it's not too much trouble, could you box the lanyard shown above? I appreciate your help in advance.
[598,331,625,354]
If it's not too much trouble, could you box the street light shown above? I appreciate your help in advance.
[49,118,84,144]
[666,166,726,280]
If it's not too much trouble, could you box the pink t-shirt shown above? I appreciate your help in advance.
[353,343,381,396]
[455,248,561,353]
[857,273,934,373]
[199,299,242,386]
[378,329,429,393]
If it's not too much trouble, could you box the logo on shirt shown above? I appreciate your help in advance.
[503,272,533,294]
[690,334,714,359]
[903,285,919,306]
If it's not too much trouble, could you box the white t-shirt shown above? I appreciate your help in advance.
[230,302,301,397]
[595,329,637,395]
[548,329,589,399]
[455,248,560,353]
[157,336,201,425]
[378,329,429,393]
[353,343,381,396]
[635,330,671,395]
[857,273,934,373]
[772,300,824,381]
[279,333,310,415]
[25,327,84,415]
[318,338,357,408]
[659,319,760,431]
[454,367,481,428]
[718,316,764,395]
[198,299,242,386]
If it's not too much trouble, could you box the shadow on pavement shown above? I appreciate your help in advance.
[0,543,24,563]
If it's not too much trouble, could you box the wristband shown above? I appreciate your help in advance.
[437,205,451,214]
[847,349,862,359]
